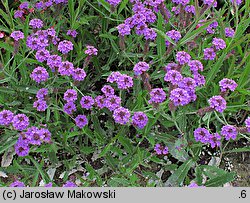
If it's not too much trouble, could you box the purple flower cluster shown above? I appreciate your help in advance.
[85,45,98,56]
[208,95,227,113]
[170,88,191,106]
[206,21,218,34]
[132,112,148,129]
[30,66,49,83]
[113,107,130,125]
[29,19,44,29]
[67,30,78,38]
[176,51,191,65]
[106,0,122,7]
[204,38,226,60]
[58,40,74,54]
[133,62,150,76]
[12,114,29,131]
[221,125,238,141]
[10,31,24,41]
[245,117,250,133]
[0,110,14,126]
[219,78,238,92]
[154,144,169,155]
[116,1,163,41]
[15,126,51,156]
[148,88,166,104]
[165,30,181,46]
[225,27,235,38]
[75,115,88,129]
[107,72,133,89]
[80,96,95,110]
[10,181,26,187]
[194,127,221,148]
[63,89,78,115]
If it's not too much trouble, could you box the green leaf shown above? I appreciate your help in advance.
[205,172,236,187]
[165,159,194,186]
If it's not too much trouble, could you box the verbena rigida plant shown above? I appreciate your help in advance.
[0,0,249,187]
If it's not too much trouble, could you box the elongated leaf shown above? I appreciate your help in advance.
[205,172,236,187]
[165,159,194,186]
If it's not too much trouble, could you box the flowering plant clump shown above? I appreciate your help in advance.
[0,0,249,187]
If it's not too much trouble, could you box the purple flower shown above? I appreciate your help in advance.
[72,68,86,81]
[117,24,131,36]
[95,95,106,109]
[12,114,29,131]
[164,70,183,85]
[63,181,77,187]
[19,2,29,9]
[194,127,211,143]
[154,144,169,155]
[208,95,227,113]
[178,77,197,91]
[67,30,78,38]
[170,88,191,106]
[113,107,130,125]
[30,66,49,83]
[193,73,206,86]
[225,27,235,38]
[101,85,115,96]
[106,0,121,6]
[35,2,44,9]
[245,117,250,133]
[33,100,48,112]
[40,128,51,143]
[145,8,156,23]
[14,10,24,19]
[104,95,121,111]
[143,28,157,41]
[230,0,242,5]
[188,60,203,73]
[221,125,238,140]
[132,112,148,129]
[58,61,74,76]
[172,6,180,15]
[176,51,191,65]
[85,45,98,56]
[63,102,77,115]
[107,72,122,83]
[29,19,44,29]
[166,30,181,46]
[14,140,30,157]
[58,40,74,54]
[204,48,216,60]
[149,88,166,104]
[35,49,50,62]
[45,183,53,187]
[10,181,26,187]
[10,31,24,41]
[25,127,44,145]
[219,78,238,92]
[212,38,226,50]
[209,133,221,148]
[133,62,150,76]
[185,5,195,14]
[0,110,14,126]
[80,96,95,109]
[204,0,217,7]
[164,63,178,72]
[36,88,48,100]
[63,89,78,102]
[47,55,62,71]
[75,115,88,129]
[206,21,218,34]
[135,23,148,36]
[117,74,133,89]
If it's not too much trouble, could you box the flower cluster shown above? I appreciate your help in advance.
[154,144,169,155]
[194,127,221,148]
[107,72,133,89]
[204,38,226,60]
